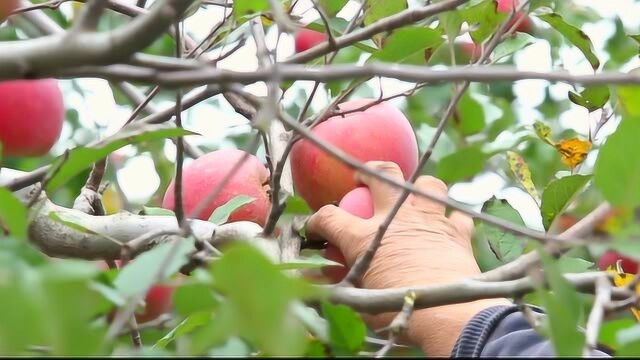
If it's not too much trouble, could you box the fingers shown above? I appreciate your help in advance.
[409,176,448,215]
[448,210,475,248]
[355,161,404,212]
[306,204,360,251]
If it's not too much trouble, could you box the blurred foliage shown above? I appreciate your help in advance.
[0,0,639,357]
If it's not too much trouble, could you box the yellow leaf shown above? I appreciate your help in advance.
[533,121,555,145]
[607,263,640,321]
[506,151,540,203]
[102,186,123,215]
[554,138,592,169]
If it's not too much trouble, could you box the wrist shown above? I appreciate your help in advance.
[408,298,512,356]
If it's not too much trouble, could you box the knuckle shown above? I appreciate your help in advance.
[416,175,448,193]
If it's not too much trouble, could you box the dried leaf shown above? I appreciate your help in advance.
[554,138,592,169]
[534,121,555,145]
[506,151,540,204]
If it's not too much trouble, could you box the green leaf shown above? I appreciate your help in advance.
[317,0,348,16]
[321,302,366,355]
[173,282,220,316]
[568,86,610,112]
[154,312,211,349]
[557,256,594,273]
[363,0,407,26]
[530,0,555,10]
[463,0,507,45]
[492,33,536,62]
[598,318,636,350]
[436,145,487,183]
[233,0,269,21]
[456,92,486,136]
[277,255,343,270]
[46,124,194,192]
[208,195,256,225]
[537,13,600,70]
[370,27,443,64]
[114,240,194,298]
[540,175,591,230]
[594,118,640,208]
[616,68,640,117]
[48,211,101,235]
[209,337,252,356]
[0,188,27,240]
[143,206,175,216]
[209,243,324,356]
[475,198,527,265]
[536,247,585,356]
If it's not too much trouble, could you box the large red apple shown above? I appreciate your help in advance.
[323,186,374,283]
[0,0,18,22]
[162,148,271,226]
[290,99,418,211]
[0,79,64,157]
[294,29,327,53]
[497,0,533,34]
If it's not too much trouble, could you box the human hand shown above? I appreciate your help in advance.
[306,161,510,356]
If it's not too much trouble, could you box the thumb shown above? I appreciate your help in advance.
[306,204,361,251]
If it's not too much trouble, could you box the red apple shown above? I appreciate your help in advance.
[598,251,639,274]
[0,0,18,22]
[291,99,418,211]
[323,186,375,283]
[0,79,64,157]
[162,148,271,226]
[98,261,175,324]
[134,285,174,324]
[294,29,327,53]
[497,0,533,34]
[460,41,482,62]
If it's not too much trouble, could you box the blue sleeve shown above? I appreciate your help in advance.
[451,305,611,357]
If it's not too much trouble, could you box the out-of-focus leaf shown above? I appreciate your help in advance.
[208,195,256,225]
[317,0,348,16]
[154,312,211,349]
[363,0,407,26]
[463,0,506,45]
[616,68,640,117]
[540,175,591,230]
[557,256,593,273]
[455,92,486,136]
[277,255,343,270]
[370,27,443,64]
[114,240,193,298]
[209,337,252,356]
[533,121,554,145]
[536,248,585,356]
[595,118,640,208]
[233,0,269,21]
[537,13,600,70]
[492,33,536,62]
[208,243,324,356]
[437,145,488,183]
[46,124,195,192]
[0,188,27,240]
[322,302,366,355]
[143,207,175,216]
[475,198,527,266]
[568,86,610,112]
[507,151,540,203]
[173,282,219,316]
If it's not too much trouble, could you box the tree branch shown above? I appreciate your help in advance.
[0,0,196,79]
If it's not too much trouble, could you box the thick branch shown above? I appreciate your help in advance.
[0,0,196,78]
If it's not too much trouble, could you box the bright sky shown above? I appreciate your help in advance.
[48,0,640,230]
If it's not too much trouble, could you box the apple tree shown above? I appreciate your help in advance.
[0,0,639,356]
